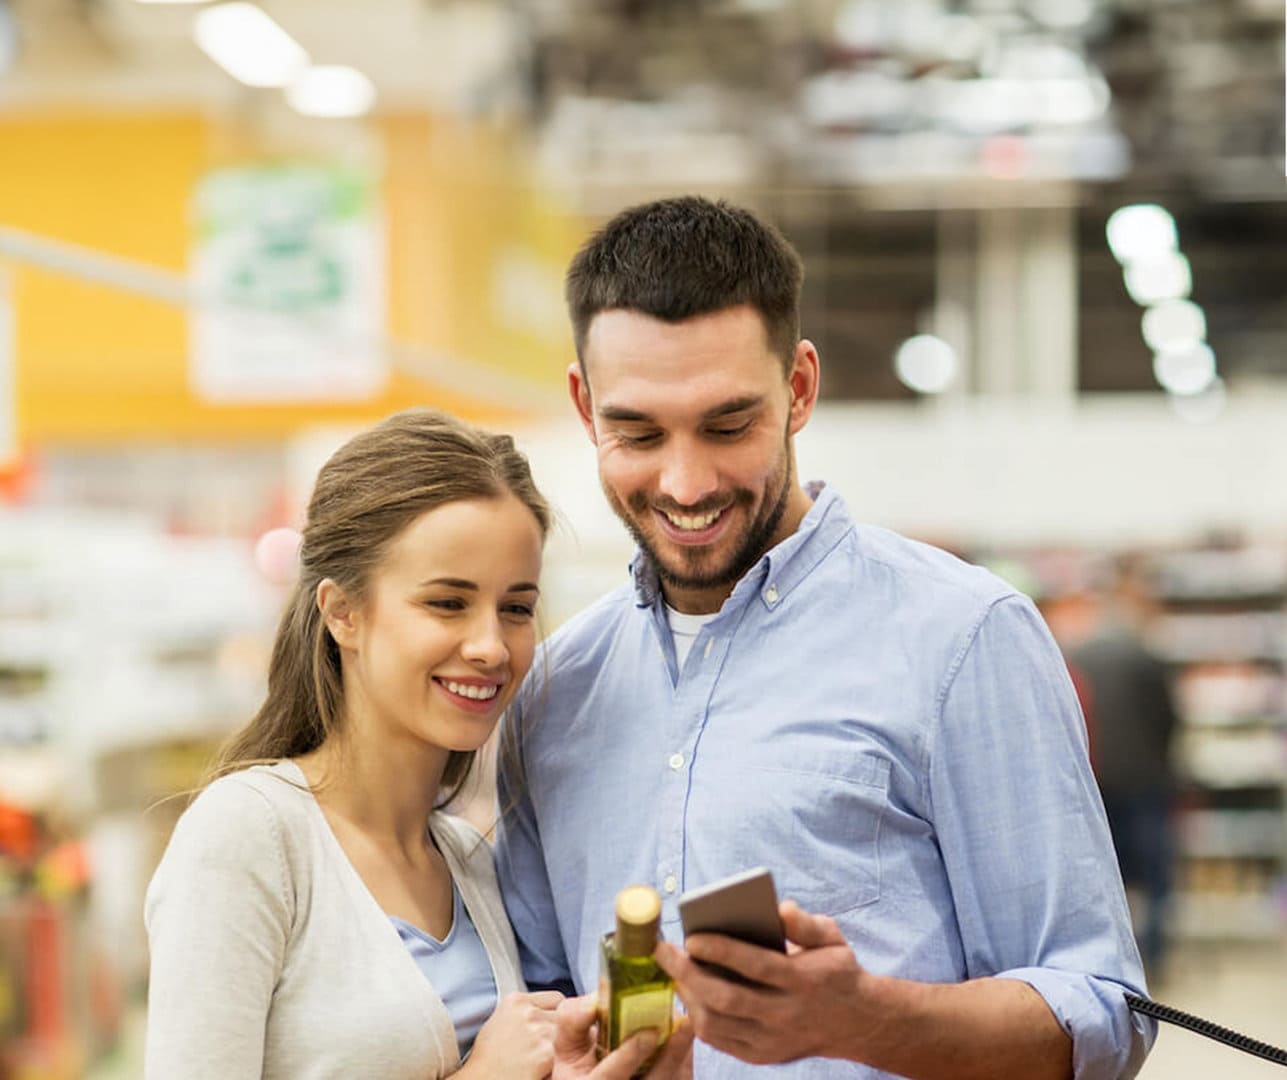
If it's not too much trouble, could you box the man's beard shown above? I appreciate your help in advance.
[604,446,794,595]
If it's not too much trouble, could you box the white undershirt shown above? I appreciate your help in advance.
[665,604,718,669]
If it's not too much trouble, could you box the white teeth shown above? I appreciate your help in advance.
[664,509,721,531]
[442,680,499,701]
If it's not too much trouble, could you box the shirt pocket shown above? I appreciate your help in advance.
[694,753,891,918]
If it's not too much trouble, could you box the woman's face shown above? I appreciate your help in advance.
[332,493,544,757]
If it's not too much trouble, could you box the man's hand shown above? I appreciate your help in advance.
[655,900,866,1065]
[657,900,1074,1080]
[552,994,694,1080]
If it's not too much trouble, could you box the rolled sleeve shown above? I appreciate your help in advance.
[997,967,1154,1079]
[930,594,1154,1078]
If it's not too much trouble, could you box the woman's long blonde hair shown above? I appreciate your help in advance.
[208,408,550,805]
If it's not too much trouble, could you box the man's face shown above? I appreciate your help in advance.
[570,303,818,614]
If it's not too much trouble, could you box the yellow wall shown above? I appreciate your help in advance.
[0,110,584,444]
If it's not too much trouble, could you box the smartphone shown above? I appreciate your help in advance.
[677,867,786,985]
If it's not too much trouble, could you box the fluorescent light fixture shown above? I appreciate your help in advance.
[194,2,308,88]
[1153,342,1217,396]
[134,1,213,5]
[1141,299,1206,352]
[286,65,377,118]
[894,334,958,394]
[1123,251,1192,306]
[1106,204,1178,264]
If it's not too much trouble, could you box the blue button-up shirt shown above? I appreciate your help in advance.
[496,485,1153,1078]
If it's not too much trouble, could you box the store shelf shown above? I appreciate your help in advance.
[1171,890,1285,941]
[1152,545,1287,944]
[1179,810,1285,859]
[0,507,279,1077]
[1149,612,1286,665]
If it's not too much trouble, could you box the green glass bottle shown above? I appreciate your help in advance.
[596,884,673,1074]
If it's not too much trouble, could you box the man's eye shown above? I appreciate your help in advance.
[708,421,752,439]
[618,431,661,447]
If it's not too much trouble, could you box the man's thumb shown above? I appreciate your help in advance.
[553,994,598,1056]
[781,900,846,949]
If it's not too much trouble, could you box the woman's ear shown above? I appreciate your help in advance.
[317,579,359,649]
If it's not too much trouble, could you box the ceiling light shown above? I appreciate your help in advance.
[134,1,213,5]
[1153,343,1217,396]
[894,334,958,394]
[1106,204,1178,264]
[1123,252,1192,305]
[1141,299,1206,352]
[194,3,308,89]
[286,65,377,118]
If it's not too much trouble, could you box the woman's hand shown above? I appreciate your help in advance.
[457,990,563,1079]
[551,995,694,1080]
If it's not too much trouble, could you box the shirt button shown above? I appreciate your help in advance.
[703,637,714,660]
[765,583,779,604]
[663,874,678,894]
[668,752,685,770]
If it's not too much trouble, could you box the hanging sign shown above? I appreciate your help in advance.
[189,163,387,401]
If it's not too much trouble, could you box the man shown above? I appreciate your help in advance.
[1068,555,1179,979]
[495,196,1152,1079]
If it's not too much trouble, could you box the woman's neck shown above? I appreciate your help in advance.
[298,732,451,861]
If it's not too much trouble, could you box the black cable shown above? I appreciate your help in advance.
[1126,994,1287,1066]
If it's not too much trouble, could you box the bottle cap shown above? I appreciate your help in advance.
[615,884,662,957]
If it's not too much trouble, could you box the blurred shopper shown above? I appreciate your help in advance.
[1069,556,1180,980]
[144,409,691,1080]
[496,197,1153,1080]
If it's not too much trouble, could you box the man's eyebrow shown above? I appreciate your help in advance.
[702,396,763,420]
[598,405,652,423]
[597,396,765,424]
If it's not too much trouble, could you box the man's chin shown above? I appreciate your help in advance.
[654,550,740,592]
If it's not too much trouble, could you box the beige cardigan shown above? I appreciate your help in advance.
[144,760,524,1079]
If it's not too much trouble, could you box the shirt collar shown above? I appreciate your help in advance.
[629,482,851,612]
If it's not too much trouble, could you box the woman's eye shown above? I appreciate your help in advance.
[426,598,466,612]
[503,603,536,619]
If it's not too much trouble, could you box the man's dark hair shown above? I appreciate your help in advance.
[565,195,804,373]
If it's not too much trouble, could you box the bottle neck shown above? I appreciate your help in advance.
[615,918,657,958]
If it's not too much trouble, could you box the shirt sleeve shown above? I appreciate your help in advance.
[143,777,293,1080]
[928,594,1156,1080]
[493,688,577,994]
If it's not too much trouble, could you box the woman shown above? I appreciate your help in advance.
[144,409,690,1079]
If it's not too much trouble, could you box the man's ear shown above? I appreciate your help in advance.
[317,579,359,649]
[786,339,821,437]
[567,361,598,445]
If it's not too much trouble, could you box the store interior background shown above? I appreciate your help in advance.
[0,0,1284,1075]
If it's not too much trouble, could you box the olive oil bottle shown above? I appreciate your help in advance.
[597,884,673,1073]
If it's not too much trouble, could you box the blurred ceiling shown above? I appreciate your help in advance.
[1,0,1283,399]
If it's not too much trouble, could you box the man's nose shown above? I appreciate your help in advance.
[657,441,719,509]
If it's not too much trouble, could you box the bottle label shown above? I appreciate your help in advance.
[618,988,673,1043]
